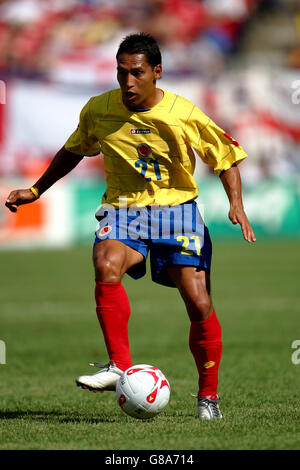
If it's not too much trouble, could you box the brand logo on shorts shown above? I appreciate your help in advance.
[99,225,112,237]
[131,128,151,134]
[137,143,152,157]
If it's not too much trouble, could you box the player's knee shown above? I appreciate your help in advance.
[93,253,123,282]
[185,296,212,322]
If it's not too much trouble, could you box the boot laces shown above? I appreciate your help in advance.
[89,362,115,371]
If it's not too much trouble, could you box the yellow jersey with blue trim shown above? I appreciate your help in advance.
[64,88,247,207]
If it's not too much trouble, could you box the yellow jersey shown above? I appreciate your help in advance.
[64,88,247,207]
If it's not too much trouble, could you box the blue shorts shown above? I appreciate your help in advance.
[94,200,212,288]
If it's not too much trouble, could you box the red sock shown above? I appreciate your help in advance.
[95,281,132,371]
[189,310,222,399]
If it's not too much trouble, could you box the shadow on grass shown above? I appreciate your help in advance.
[0,410,120,424]
[0,410,196,424]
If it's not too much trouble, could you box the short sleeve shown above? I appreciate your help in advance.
[185,106,247,176]
[64,98,101,157]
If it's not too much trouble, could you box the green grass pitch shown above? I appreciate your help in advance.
[0,240,299,450]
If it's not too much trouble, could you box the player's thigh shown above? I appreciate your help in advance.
[167,266,213,320]
[93,239,144,282]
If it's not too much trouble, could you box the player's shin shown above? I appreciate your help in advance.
[95,281,132,371]
[189,310,222,399]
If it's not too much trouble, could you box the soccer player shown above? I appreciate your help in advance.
[5,33,256,420]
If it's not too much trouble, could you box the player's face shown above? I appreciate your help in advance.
[117,53,162,109]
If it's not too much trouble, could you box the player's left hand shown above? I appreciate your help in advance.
[229,205,256,243]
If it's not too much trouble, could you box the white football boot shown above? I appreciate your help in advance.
[76,362,123,392]
[198,396,223,420]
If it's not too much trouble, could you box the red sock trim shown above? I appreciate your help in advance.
[95,281,122,286]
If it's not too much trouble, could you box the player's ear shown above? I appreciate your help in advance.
[153,64,162,80]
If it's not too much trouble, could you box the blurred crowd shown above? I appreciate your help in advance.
[0,0,262,80]
[0,0,299,184]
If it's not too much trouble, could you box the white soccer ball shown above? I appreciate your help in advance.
[116,364,170,419]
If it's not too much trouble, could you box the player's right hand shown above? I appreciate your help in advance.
[5,189,38,213]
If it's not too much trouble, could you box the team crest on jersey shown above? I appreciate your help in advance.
[224,132,239,147]
[99,225,112,237]
[137,143,152,157]
[130,128,151,134]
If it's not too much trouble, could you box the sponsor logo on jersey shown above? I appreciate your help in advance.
[130,128,151,134]
[99,225,112,237]
[224,132,239,147]
[137,143,152,157]
[204,361,216,369]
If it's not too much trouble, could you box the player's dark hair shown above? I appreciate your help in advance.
[116,33,162,68]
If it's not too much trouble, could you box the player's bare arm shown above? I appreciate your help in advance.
[5,146,83,212]
[220,164,256,243]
